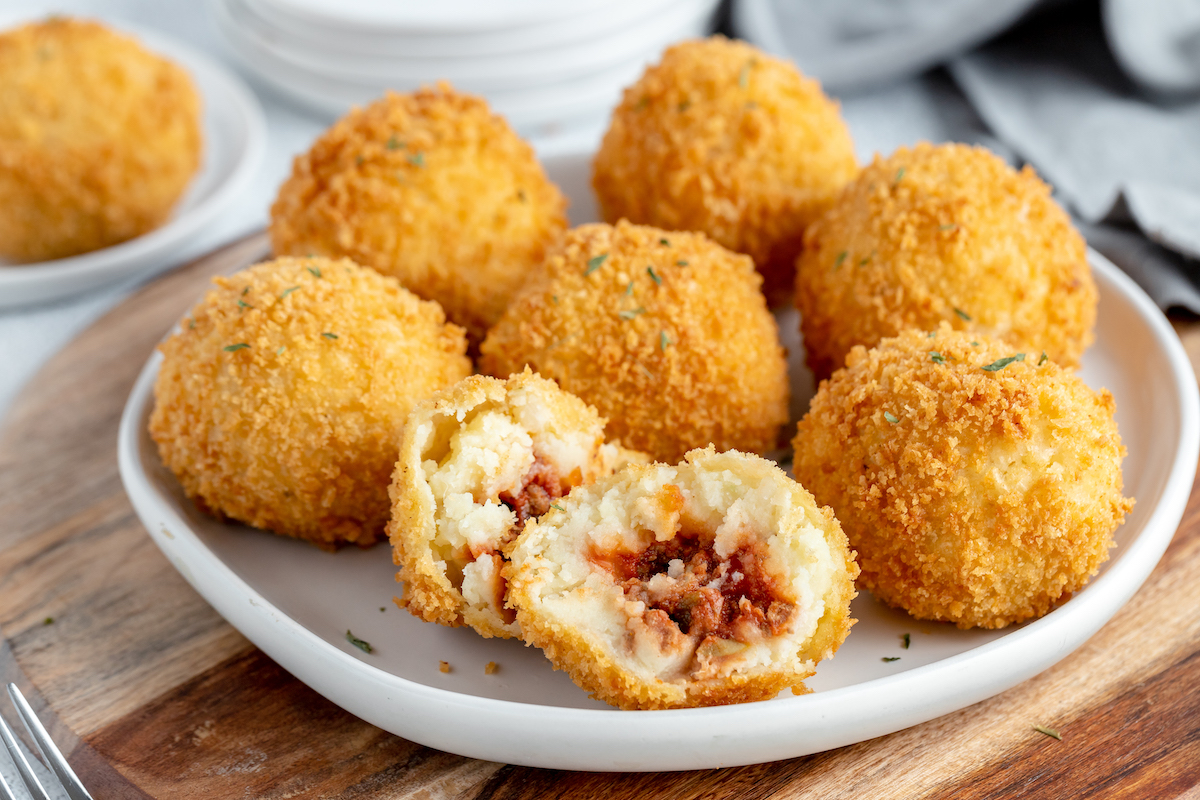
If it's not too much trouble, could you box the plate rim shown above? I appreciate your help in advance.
[0,18,267,308]
[116,248,1200,771]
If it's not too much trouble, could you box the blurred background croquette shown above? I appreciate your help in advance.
[149,256,471,549]
[794,142,1098,382]
[0,17,202,262]
[792,326,1133,629]
[269,84,568,342]
[479,220,789,463]
[592,35,858,302]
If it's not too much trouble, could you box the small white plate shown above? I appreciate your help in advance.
[118,150,1199,772]
[226,0,716,91]
[241,0,688,58]
[0,19,266,309]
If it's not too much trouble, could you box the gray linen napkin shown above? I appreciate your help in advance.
[950,3,1200,311]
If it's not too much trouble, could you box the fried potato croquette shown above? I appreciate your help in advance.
[0,17,202,262]
[794,142,1098,382]
[792,326,1133,629]
[505,447,858,709]
[150,256,471,548]
[592,35,858,301]
[269,85,568,341]
[387,370,646,638]
[479,220,789,463]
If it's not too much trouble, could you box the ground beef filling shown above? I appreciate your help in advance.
[608,535,795,644]
[499,457,565,533]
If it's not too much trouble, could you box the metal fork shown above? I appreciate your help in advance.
[0,684,92,800]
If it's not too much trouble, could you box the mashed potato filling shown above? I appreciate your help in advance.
[389,371,637,638]
[505,448,858,709]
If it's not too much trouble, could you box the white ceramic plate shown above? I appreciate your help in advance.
[117,150,1199,772]
[0,18,266,309]
[238,0,697,59]
[226,0,717,91]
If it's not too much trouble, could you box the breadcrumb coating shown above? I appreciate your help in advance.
[269,85,568,341]
[792,326,1133,629]
[479,220,789,463]
[150,256,471,548]
[387,370,646,638]
[592,36,858,301]
[794,142,1097,381]
[505,447,858,709]
[0,17,202,262]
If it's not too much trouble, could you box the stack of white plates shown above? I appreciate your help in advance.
[213,0,721,139]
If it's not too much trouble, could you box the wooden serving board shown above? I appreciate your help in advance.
[1,232,1199,799]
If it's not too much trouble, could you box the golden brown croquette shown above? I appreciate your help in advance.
[592,36,858,302]
[150,256,471,549]
[505,447,858,709]
[269,85,568,341]
[792,326,1133,629]
[794,142,1097,382]
[479,220,790,463]
[387,370,646,639]
[0,17,202,262]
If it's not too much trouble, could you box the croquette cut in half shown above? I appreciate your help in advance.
[387,370,646,639]
[794,142,1098,382]
[479,220,789,463]
[0,17,202,262]
[592,35,858,301]
[150,256,471,549]
[269,84,568,341]
[505,447,858,710]
[792,326,1134,629]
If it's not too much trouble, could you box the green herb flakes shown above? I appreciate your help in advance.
[647,266,662,285]
[927,331,937,339]
[237,299,252,309]
[585,253,609,275]
[953,307,971,321]
[930,351,946,364]
[939,223,959,232]
[308,266,322,278]
[619,307,646,321]
[625,280,635,296]
[982,353,1026,372]
[901,633,911,649]
[971,341,980,347]
[1038,351,1049,365]
[346,630,373,653]
[242,286,250,295]
[551,503,565,512]
[223,343,250,352]
[276,346,286,355]
[893,167,906,185]
[280,286,300,299]
[322,332,339,340]
[659,238,671,246]
[834,251,848,269]
[407,152,425,167]
[1033,725,1062,741]
[676,259,689,267]
[660,331,671,351]
[678,100,691,112]
[386,135,404,150]
[738,61,752,88]
[43,617,53,626]
[882,656,901,663]
[884,411,899,424]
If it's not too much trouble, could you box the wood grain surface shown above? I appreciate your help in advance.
[0,232,1198,799]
